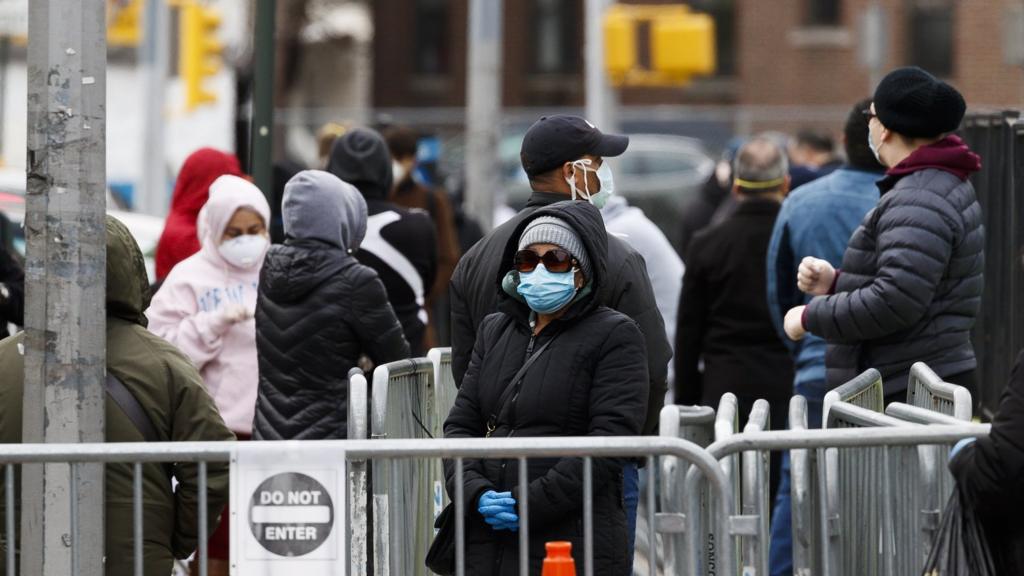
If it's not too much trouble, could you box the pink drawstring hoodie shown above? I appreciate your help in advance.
[146,175,271,434]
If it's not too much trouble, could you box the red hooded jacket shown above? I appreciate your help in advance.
[155,149,243,280]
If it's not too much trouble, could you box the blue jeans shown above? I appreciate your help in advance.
[768,383,824,576]
[623,463,639,567]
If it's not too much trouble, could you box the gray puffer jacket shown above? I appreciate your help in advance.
[804,136,984,395]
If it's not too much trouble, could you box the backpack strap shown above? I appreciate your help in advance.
[105,372,162,443]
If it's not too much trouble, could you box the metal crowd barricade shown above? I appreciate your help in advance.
[905,362,973,420]
[0,436,738,576]
[370,358,438,576]
[788,396,822,576]
[657,404,715,575]
[739,400,770,576]
[426,348,458,540]
[348,368,370,574]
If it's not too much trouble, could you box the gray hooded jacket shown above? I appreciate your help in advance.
[253,170,410,440]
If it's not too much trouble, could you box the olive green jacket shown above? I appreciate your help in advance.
[0,217,234,575]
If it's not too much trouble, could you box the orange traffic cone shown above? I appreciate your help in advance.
[541,541,576,576]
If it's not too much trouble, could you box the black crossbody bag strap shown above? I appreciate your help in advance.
[487,334,558,435]
[105,372,162,443]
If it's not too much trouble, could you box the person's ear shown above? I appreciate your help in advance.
[561,162,574,182]
[575,269,584,289]
[781,175,792,196]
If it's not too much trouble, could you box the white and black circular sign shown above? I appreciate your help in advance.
[248,472,334,557]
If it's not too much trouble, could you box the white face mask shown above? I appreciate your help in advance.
[566,159,615,209]
[392,160,408,185]
[219,234,269,269]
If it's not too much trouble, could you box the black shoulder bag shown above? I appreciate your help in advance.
[425,333,558,575]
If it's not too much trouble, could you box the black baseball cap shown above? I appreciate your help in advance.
[520,115,630,178]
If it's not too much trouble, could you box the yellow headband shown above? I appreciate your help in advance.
[735,177,786,190]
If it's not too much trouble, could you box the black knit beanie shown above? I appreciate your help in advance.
[873,66,966,138]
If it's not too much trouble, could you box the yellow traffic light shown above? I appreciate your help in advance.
[108,0,143,47]
[603,4,716,88]
[652,11,715,81]
[180,0,223,110]
[603,5,637,85]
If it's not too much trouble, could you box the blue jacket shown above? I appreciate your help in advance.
[766,167,881,389]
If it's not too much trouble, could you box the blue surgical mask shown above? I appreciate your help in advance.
[516,263,578,314]
[868,130,884,165]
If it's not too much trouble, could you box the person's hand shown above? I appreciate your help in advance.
[219,303,253,325]
[784,306,807,341]
[478,490,518,532]
[797,257,836,296]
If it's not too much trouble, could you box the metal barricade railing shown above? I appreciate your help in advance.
[348,367,370,574]
[740,400,770,576]
[906,362,973,420]
[684,424,989,576]
[788,396,821,576]
[824,399,917,576]
[370,358,438,576]
[709,393,739,575]
[657,404,715,575]
[0,436,738,576]
[426,348,457,541]
[823,368,884,416]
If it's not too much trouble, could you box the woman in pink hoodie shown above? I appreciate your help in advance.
[146,174,270,575]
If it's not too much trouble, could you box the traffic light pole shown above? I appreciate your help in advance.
[464,0,503,232]
[23,1,107,574]
[252,0,275,200]
[140,0,170,216]
[585,0,618,132]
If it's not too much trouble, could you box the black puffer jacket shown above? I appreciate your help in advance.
[444,201,649,576]
[450,191,670,435]
[254,171,410,440]
[949,349,1024,573]
[804,136,984,395]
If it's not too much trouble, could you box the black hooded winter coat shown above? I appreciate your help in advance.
[326,128,438,356]
[443,201,649,576]
[803,136,984,395]
[450,191,671,435]
[253,171,410,440]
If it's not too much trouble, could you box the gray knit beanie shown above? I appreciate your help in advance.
[517,216,592,280]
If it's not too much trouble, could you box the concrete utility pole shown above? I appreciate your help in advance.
[585,0,616,132]
[464,0,503,232]
[140,0,171,216]
[860,1,887,94]
[22,1,107,575]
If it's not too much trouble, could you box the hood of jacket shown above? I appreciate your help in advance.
[282,170,367,250]
[882,135,982,189]
[107,215,151,326]
[196,174,271,268]
[168,148,243,221]
[325,128,393,201]
[496,200,609,323]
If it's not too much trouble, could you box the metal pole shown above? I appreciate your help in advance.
[22,1,106,574]
[464,0,502,232]
[585,0,616,131]
[139,0,170,216]
[0,36,8,164]
[861,1,886,94]
[251,0,276,200]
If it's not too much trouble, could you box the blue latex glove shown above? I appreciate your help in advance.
[478,490,518,531]
[949,437,976,460]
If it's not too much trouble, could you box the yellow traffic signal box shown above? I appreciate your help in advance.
[180,0,223,110]
[603,4,716,88]
[108,0,143,47]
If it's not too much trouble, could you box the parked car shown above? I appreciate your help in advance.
[0,168,164,282]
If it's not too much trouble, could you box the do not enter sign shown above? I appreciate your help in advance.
[232,445,347,573]
[249,472,333,556]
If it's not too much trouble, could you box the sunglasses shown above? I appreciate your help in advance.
[514,248,576,274]
[861,108,877,121]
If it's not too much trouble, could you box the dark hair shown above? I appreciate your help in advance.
[383,126,419,161]
[794,129,835,154]
[844,97,885,172]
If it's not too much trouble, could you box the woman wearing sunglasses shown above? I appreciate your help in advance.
[443,200,649,575]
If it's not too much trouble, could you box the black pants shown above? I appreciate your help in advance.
[883,369,978,406]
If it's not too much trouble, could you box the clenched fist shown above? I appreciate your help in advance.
[784,306,807,341]
[797,257,835,296]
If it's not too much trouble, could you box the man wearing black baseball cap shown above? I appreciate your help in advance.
[449,115,672,557]
[783,66,985,405]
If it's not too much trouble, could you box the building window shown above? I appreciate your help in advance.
[909,1,954,77]
[690,0,736,77]
[414,0,449,75]
[531,0,581,74]
[805,0,841,27]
